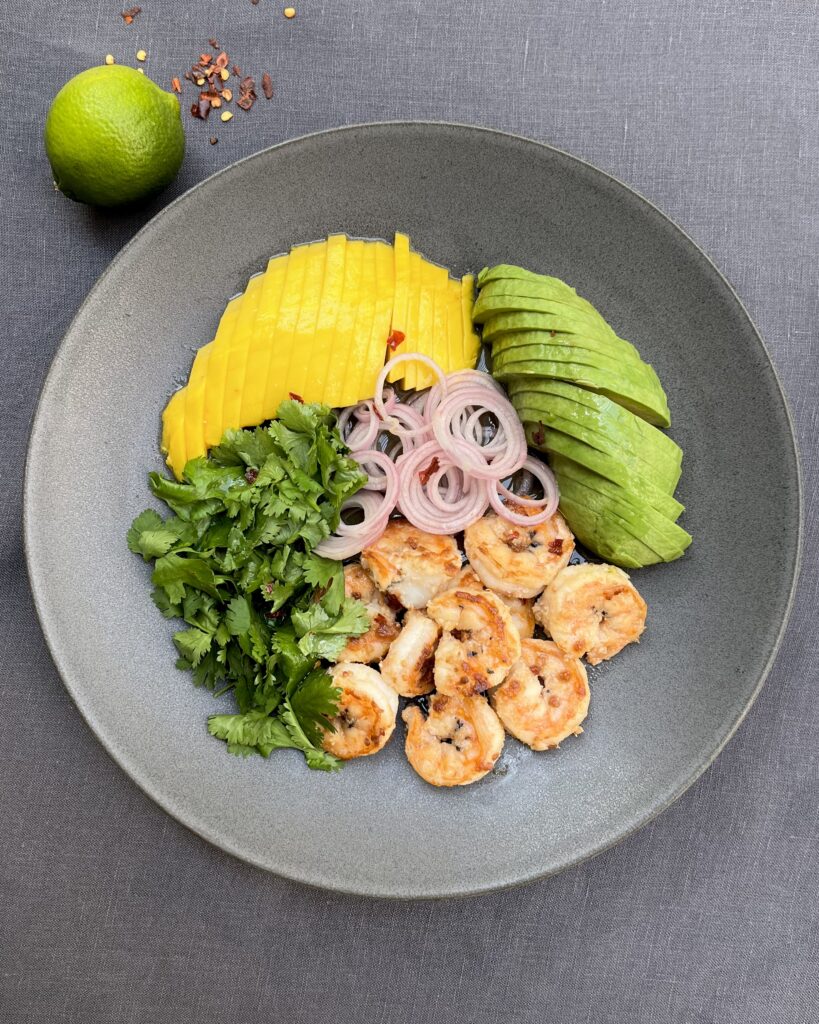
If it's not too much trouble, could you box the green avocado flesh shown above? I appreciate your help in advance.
[552,461,692,563]
[485,319,643,361]
[510,386,681,490]
[556,495,663,568]
[481,310,626,346]
[490,338,664,392]
[476,275,603,318]
[477,263,690,567]
[526,424,684,522]
[495,361,671,428]
[473,291,617,331]
[507,380,682,468]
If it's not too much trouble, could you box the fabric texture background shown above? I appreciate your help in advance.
[1,1,817,1021]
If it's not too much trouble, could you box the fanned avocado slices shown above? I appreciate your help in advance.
[478,262,689,566]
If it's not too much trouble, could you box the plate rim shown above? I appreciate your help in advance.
[23,121,804,898]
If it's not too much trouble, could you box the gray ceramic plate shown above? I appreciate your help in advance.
[25,124,801,898]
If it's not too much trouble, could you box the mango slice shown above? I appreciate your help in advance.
[162,234,483,478]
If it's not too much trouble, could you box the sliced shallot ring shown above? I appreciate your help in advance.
[489,456,560,525]
[374,353,447,421]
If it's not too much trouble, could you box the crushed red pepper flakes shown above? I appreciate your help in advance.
[262,72,274,99]
[232,64,242,76]
[209,136,218,145]
[208,38,220,49]
[120,5,141,24]
[386,330,405,350]
[289,392,305,403]
[418,456,440,486]
[532,422,546,446]
[548,538,564,555]
[171,77,182,93]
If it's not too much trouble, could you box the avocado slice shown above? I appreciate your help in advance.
[493,361,671,427]
[481,311,628,348]
[514,401,681,494]
[507,378,682,468]
[485,318,643,362]
[477,275,603,319]
[526,424,683,522]
[491,338,664,393]
[553,461,691,562]
[556,494,664,568]
[473,291,616,332]
[478,264,592,299]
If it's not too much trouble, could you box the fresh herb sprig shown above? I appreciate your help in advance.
[127,400,369,771]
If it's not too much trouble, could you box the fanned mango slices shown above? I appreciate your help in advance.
[161,233,480,478]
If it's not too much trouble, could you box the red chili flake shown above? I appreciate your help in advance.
[209,136,218,145]
[232,64,242,76]
[237,75,257,110]
[215,51,230,69]
[199,53,213,65]
[209,38,220,49]
[190,102,203,119]
[418,456,440,486]
[261,72,274,99]
[288,392,304,403]
[245,467,259,484]
[265,607,286,620]
[532,422,546,446]
[386,330,405,351]
[120,5,141,23]
[183,70,194,82]
[548,538,564,555]
[251,0,260,5]
[171,77,182,93]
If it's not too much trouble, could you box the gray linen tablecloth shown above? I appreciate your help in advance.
[2,2,817,1021]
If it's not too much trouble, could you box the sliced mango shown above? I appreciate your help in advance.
[362,241,396,399]
[460,273,480,370]
[302,234,347,401]
[220,273,265,434]
[240,256,290,426]
[347,244,378,402]
[162,234,485,478]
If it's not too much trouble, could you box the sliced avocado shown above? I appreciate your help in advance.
[490,339,664,393]
[481,311,625,348]
[489,323,642,368]
[527,424,683,522]
[477,275,602,319]
[556,494,664,568]
[507,378,682,467]
[514,402,680,494]
[553,463,691,562]
[478,264,590,300]
[473,291,615,332]
[556,476,685,565]
[493,361,671,428]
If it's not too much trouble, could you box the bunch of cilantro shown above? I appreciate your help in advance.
[127,400,369,771]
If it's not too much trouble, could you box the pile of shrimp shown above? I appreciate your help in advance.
[322,505,647,787]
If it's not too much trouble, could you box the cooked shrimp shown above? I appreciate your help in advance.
[464,504,575,599]
[534,563,647,665]
[322,663,399,760]
[335,564,400,664]
[427,587,521,696]
[500,595,536,640]
[361,518,461,609]
[380,610,440,698]
[490,639,589,750]
[403,693,505,786]
[444,564,536,639]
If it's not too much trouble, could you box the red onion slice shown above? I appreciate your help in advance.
[488,456,560,524]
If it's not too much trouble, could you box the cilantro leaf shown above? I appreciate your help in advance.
[173,627,214,667]
[129,400,367,773]
[289,668,341,747]
[291,599,370,660]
